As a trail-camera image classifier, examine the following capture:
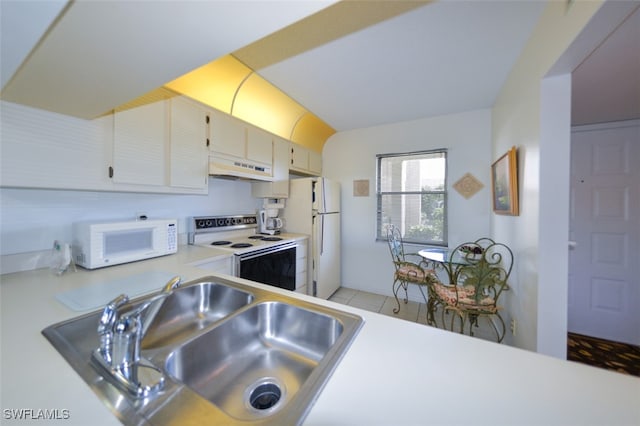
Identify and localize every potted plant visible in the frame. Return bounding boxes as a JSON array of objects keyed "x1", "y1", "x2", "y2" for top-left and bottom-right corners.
[{"x1": 457, "y1": 244, "x2": 483, "y2": 260}]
